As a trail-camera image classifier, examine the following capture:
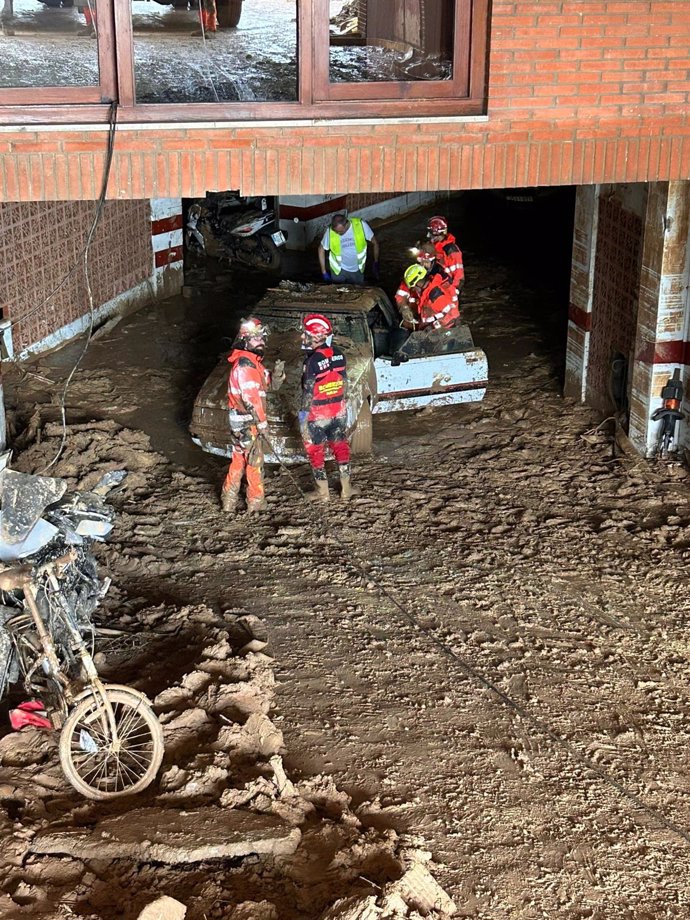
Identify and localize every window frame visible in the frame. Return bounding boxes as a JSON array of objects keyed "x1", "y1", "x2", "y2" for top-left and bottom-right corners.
[
  {"x1": 315, "y1": 1, "x2": 471, "y2": 103},
  {"x1": 0, "y1": 0, "x2": 117, "y2": 107},
  {"x1": 0, "y1": 0, "x2": 489, "y2": 124}
]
